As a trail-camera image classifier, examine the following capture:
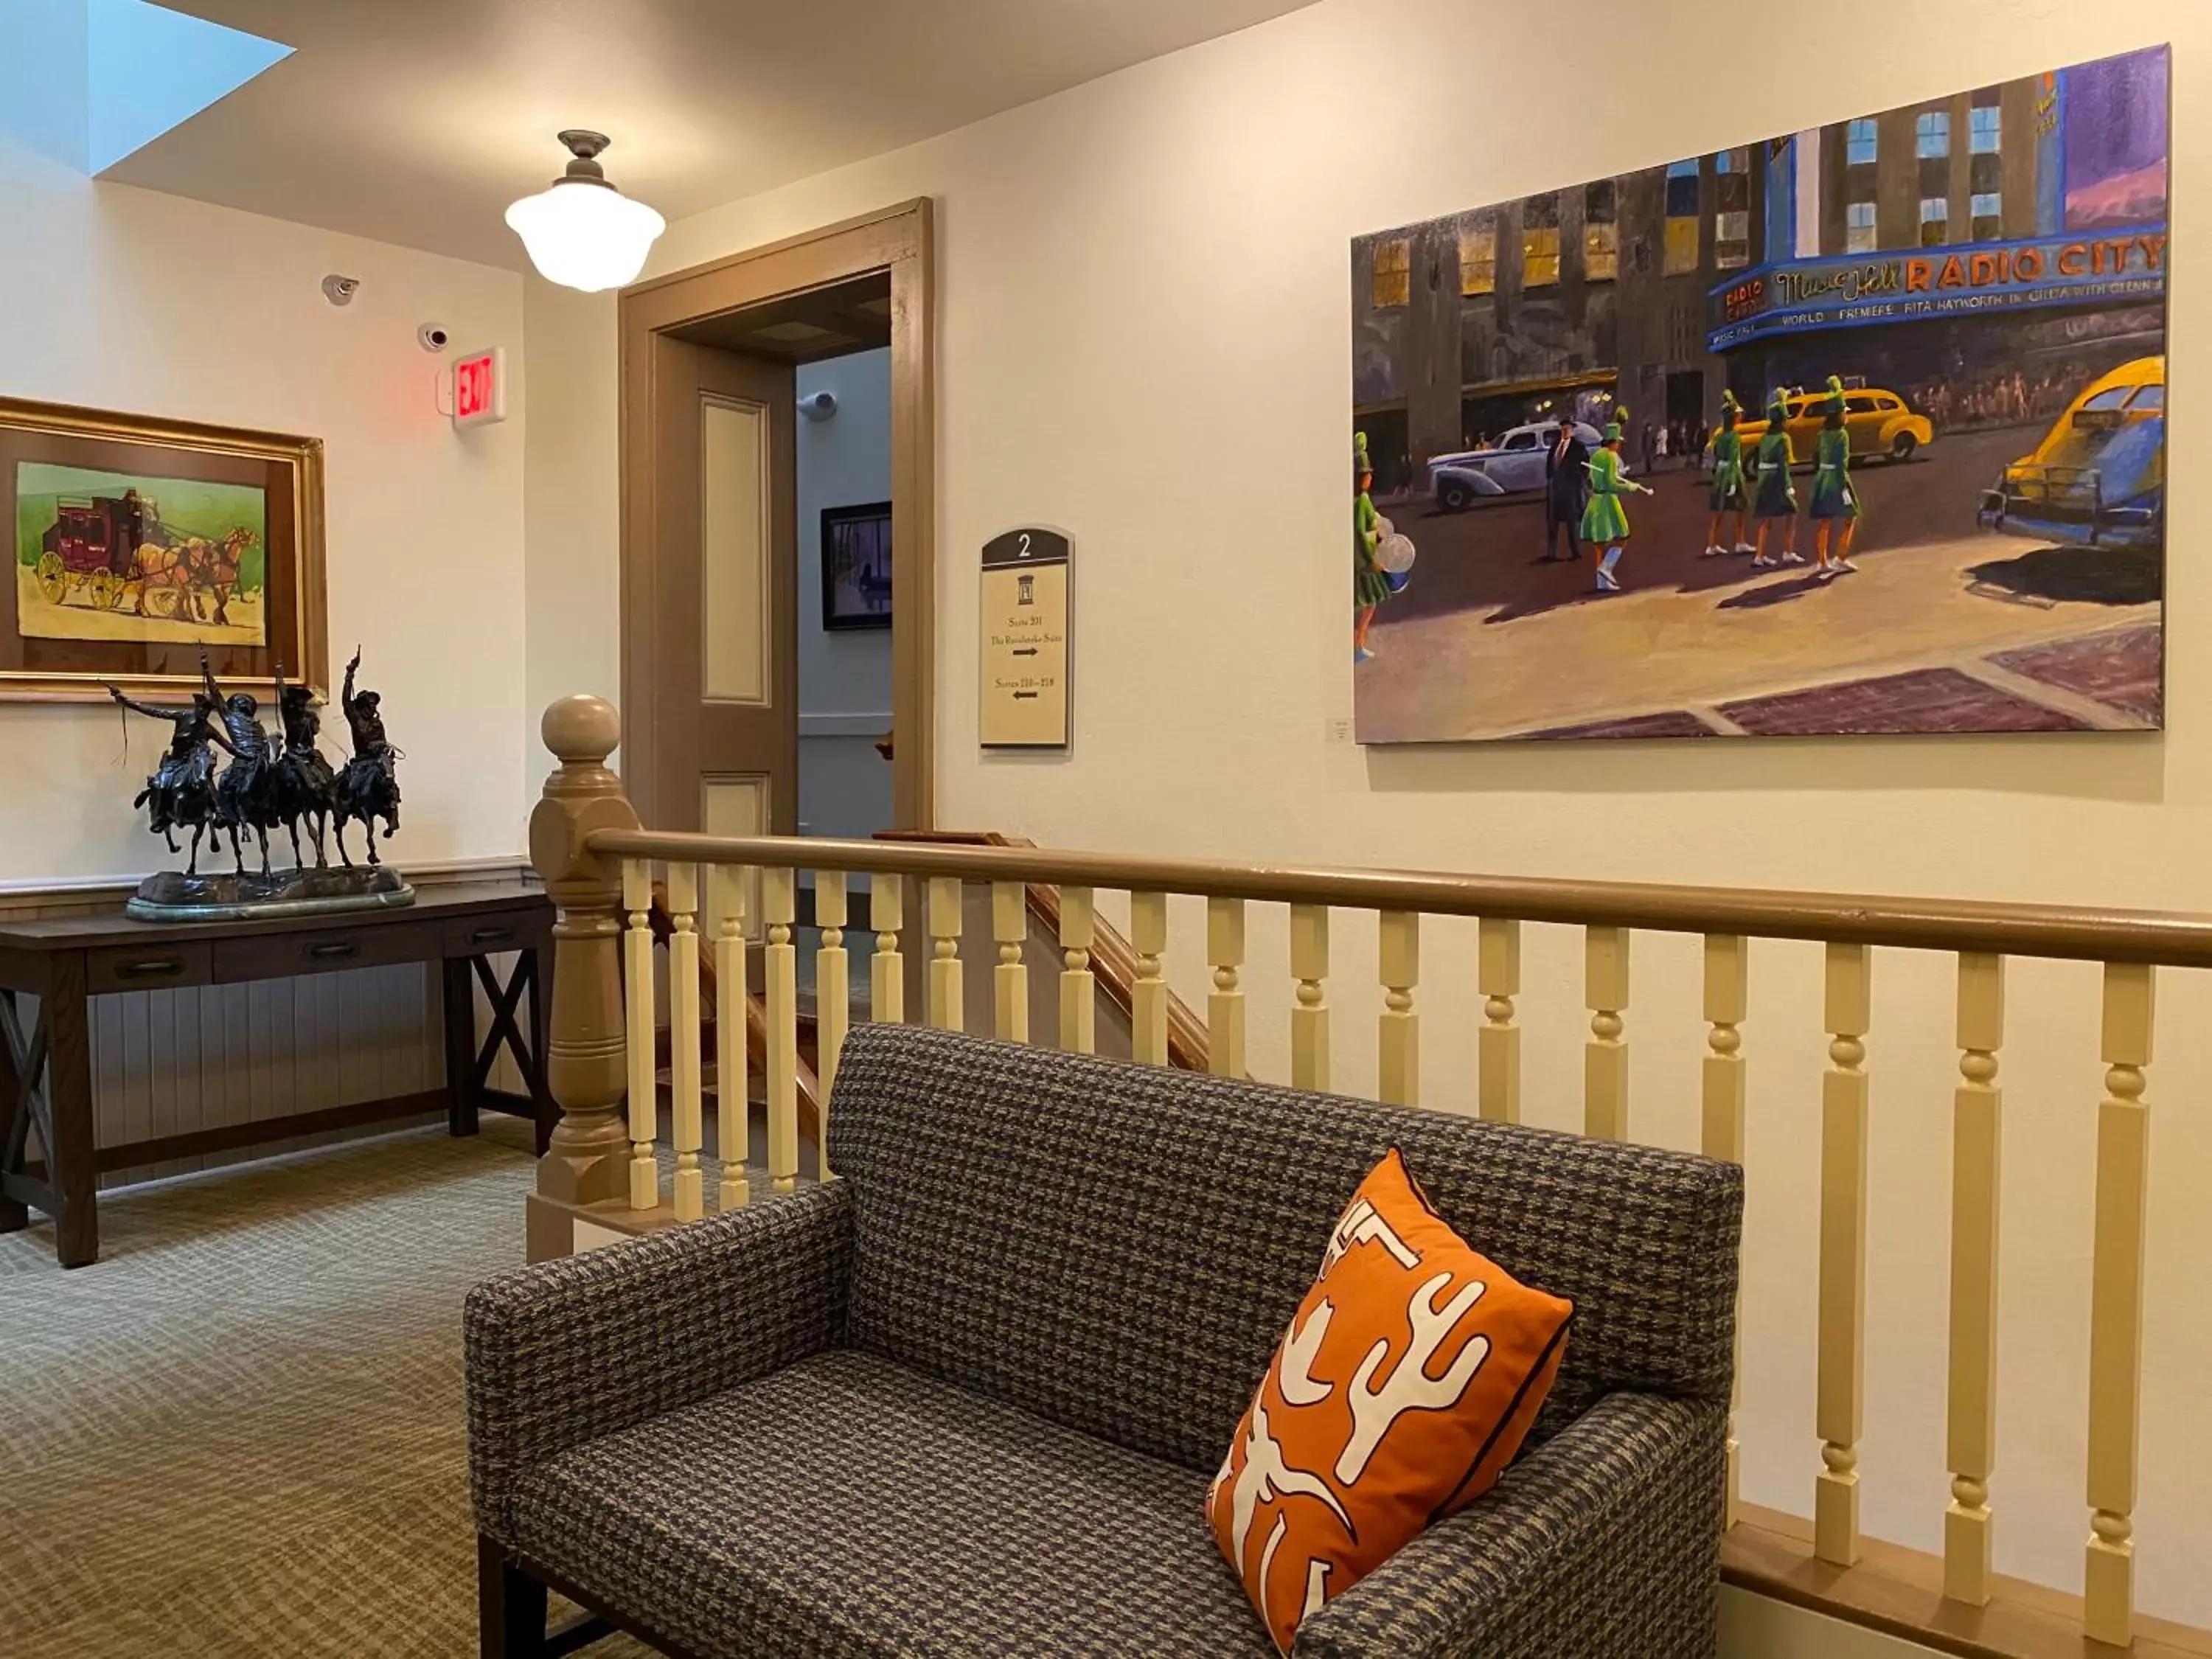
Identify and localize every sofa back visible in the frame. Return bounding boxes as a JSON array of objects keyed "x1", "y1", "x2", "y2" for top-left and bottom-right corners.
[{"x1": 829, "y1": 1024, "x2": 1742, "y2": 1475}]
